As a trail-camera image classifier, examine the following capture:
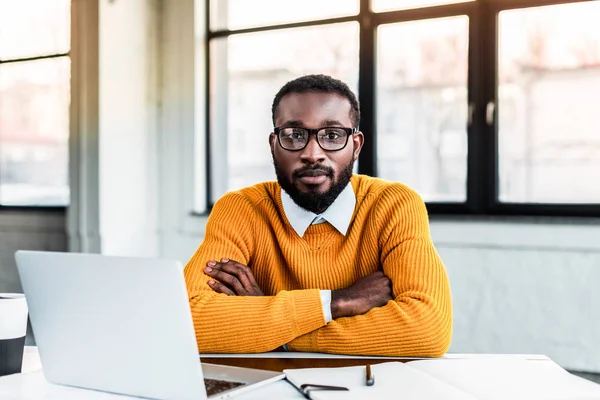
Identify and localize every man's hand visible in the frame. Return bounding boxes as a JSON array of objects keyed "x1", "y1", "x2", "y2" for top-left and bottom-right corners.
[
  {"x1": 331, "y1": 271, "x2": 393, "y2": 319},
  {"x1": 204, "y1": 259, "x2": 264, "y2": 296}
]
